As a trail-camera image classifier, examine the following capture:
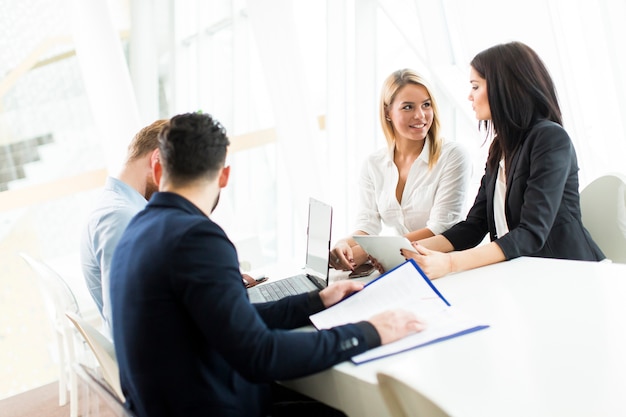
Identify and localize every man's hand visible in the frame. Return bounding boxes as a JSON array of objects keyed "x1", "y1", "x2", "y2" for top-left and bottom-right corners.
[
  {"x1": 241, "y1": 273, "x2": 268, "y2": 288},
  {"x1": 319, "y1": 280, "x2": 365, "y2": 308},
  {"x1": 368, "y1": 309, "x2": 426, "y2": 345}
]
